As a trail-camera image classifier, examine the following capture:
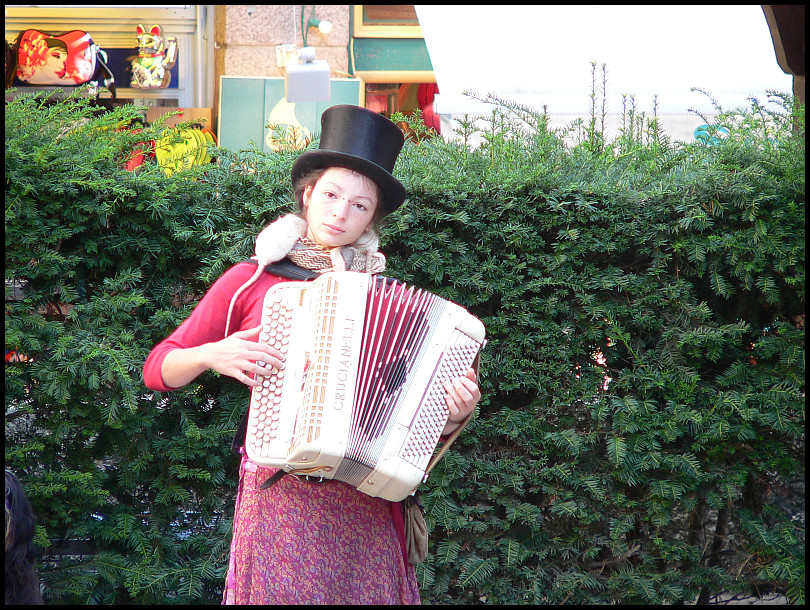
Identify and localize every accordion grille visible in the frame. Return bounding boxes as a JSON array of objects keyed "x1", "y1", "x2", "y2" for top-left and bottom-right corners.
[{"x1": 290, "y1": 275, "x2": 339, "y2": 453}]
